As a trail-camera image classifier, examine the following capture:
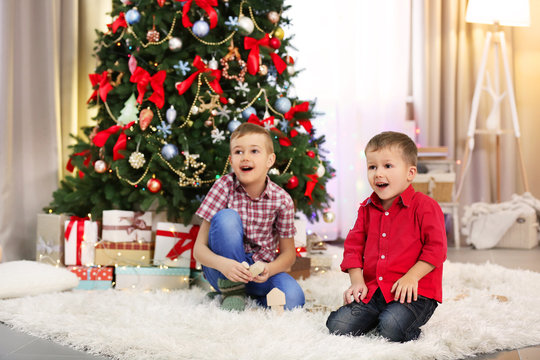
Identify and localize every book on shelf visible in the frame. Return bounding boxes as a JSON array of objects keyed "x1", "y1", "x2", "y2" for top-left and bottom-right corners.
[{"x1": 417, "y1": 146, "x2": 448, "y2": 159}]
